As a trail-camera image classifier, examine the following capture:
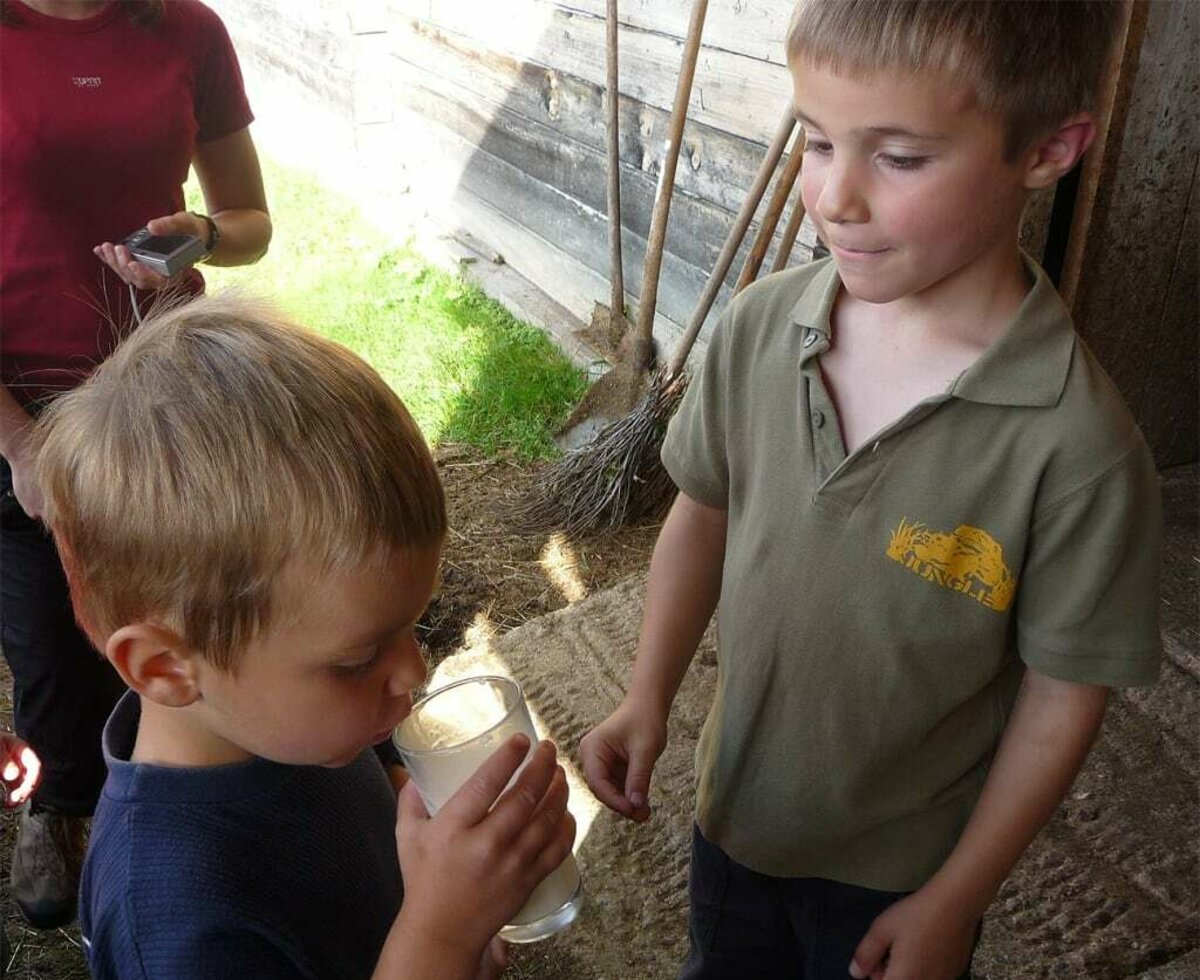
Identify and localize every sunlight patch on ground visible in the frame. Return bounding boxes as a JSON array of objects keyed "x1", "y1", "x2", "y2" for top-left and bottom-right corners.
[
  {"x1": 539, "y1": 533, "x2": 587, "y2": 604},
  {"x1": 429, "y1": 621, "x2": 601, "y2": 854}
]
